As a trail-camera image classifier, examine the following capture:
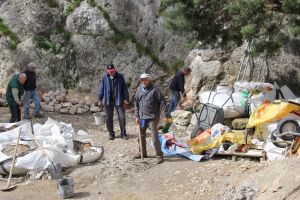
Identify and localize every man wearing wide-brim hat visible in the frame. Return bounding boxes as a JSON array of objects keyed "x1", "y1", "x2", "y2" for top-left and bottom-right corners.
[{"x1": 134, "y1": 73, "x2": 168, "y2": 164}]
